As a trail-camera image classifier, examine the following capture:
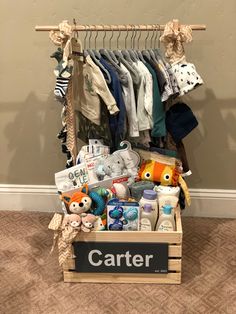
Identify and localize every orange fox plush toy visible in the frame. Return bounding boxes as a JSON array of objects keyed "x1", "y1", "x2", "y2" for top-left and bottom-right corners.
[{"x1": 61, "y1": 185, "x2": 92, "y2": 214}]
